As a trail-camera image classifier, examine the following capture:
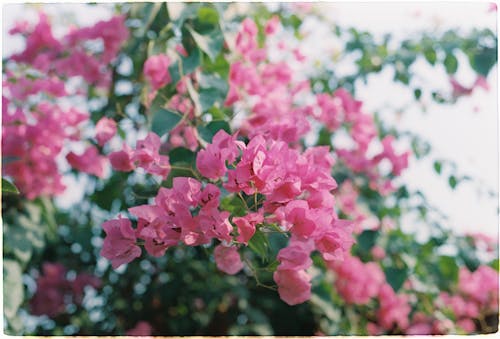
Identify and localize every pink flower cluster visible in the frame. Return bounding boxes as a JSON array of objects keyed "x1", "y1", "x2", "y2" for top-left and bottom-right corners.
[
  {"x1": 225, "y1": 18, "x2": 311, "y2": 143},
  {"x1": 30, "y1": 262, "x2": 101, "y2": 318},
  {"x1": 450, "y1": 76, "x2": 489, "y2": 99},
  {"x1": 142, "y1": 55, "x2": 199, "y2": 152},
  {"x1": 322, "y1": 89, "x2": 410, "y2": 193},
  {"x1": 2, "y1": 97, "x2": 87, "y2": 198},
  {"x1": 330, "y1": 255, "x2": 498, "y2": 334},
  {"x1": 109, "y1": 132, "x2": 170, "y2": 178},
  {"x1": 144, "y1": 54, "x2": 172, "y2": 90},
  {"x1": 225, "y1": 18, "x2": 410, "y2": 192},
  {"x1": 330, "y1": 255, "x2": 385, "y2": 304},
  {"x1": 3, "y1": 12, "x2": 127, "y2": 198},
  {"x1": 100, "y1": 176, "x2": 234, "y2": 269},
  {"x1": 436, "y1": 266, "x2": 498, "y2": 332},
  {"x1": 102, "y1": 130, "x2": 354, "y2": 305},
  {"x1": 11, "y1": 12, "x2": 128, "y2": 87},
  {"x1": 329, "y1": 256, "x2": 411, "y2": 332}
]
